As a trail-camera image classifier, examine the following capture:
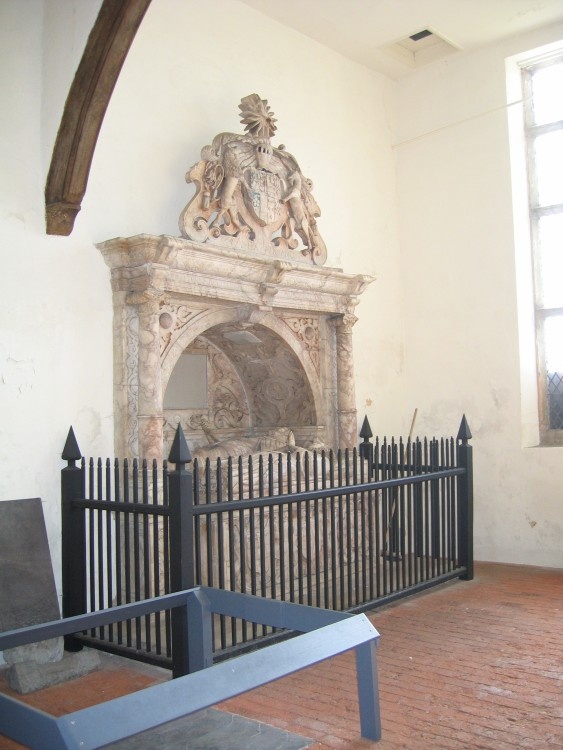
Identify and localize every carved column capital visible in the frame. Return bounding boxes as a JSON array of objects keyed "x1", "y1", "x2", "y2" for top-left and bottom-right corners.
[
  {"x1": 331, "y1": 311, "x2": 358, "y2": 334},
  {"x1": 126, "y1": 289, "x2": 165, "y2": 311},
  {"x1": 339, "y1": 313, "x2": 359, "y2": 332}
]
